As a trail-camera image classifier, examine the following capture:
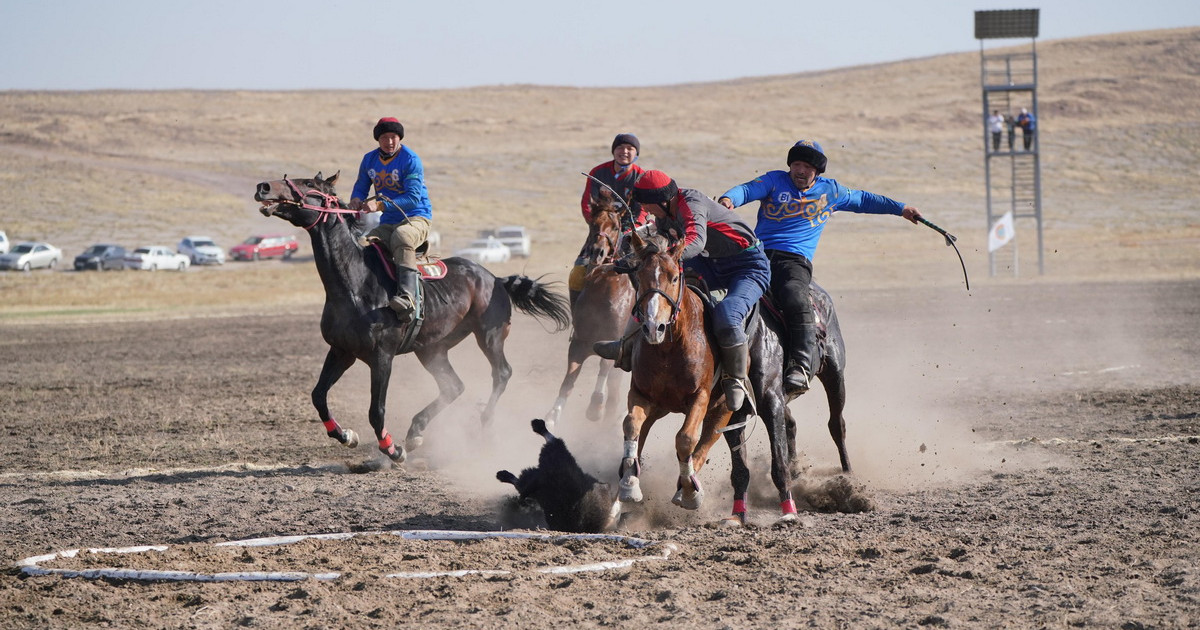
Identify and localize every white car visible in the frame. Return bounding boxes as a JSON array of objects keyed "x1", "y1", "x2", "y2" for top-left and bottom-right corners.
[
  {"x1": 454, "y1": 237, "x2": 511, "y2": 264},
  {"x1": 494, "y1": 226, "x2": 530, "y2": 257},
  {"x1": 0, "y1": 230, "x2": 9, "y2": 255},
  {"x1": 125, "y1": 246, "x2": 190, "y2": 271},
  {"x1": 0, "y1": 241, "x2": 62, "y2": 271},
  {"x1": 177, "y1": 235, "x2": 225, "y2": 265}
]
